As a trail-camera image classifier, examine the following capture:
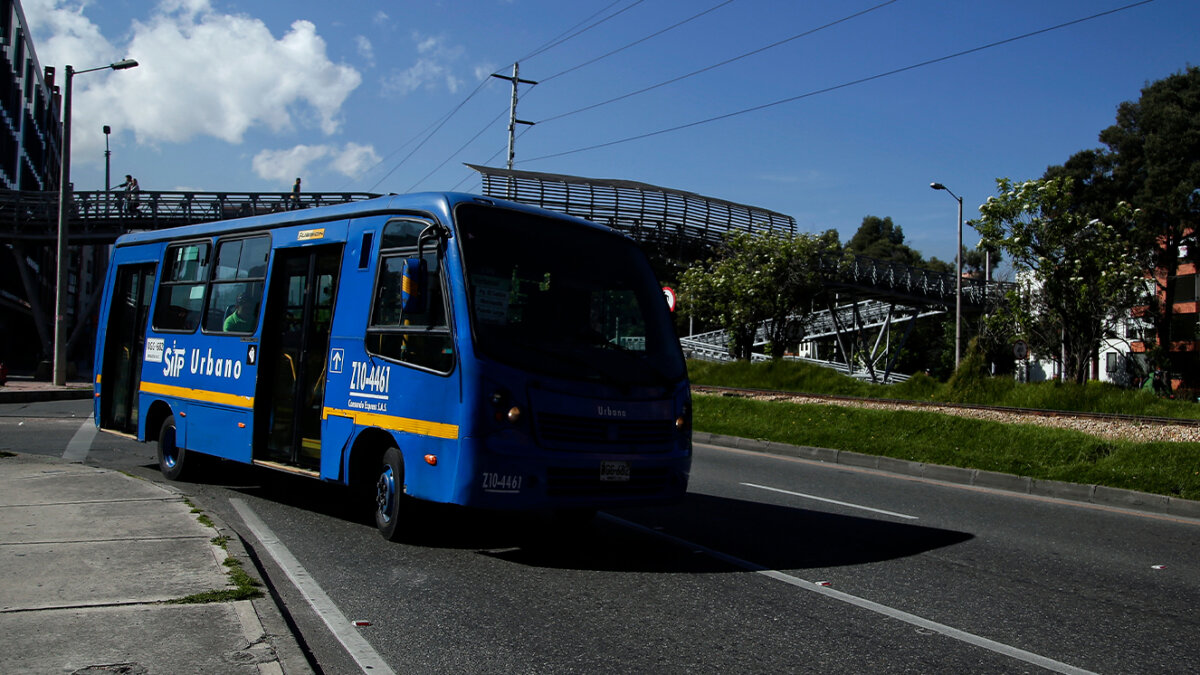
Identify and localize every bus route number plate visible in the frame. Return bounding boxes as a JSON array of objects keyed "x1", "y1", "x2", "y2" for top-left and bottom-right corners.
[{"x1": 600, "y1": 460, "x2": 630, "y2": 482}]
